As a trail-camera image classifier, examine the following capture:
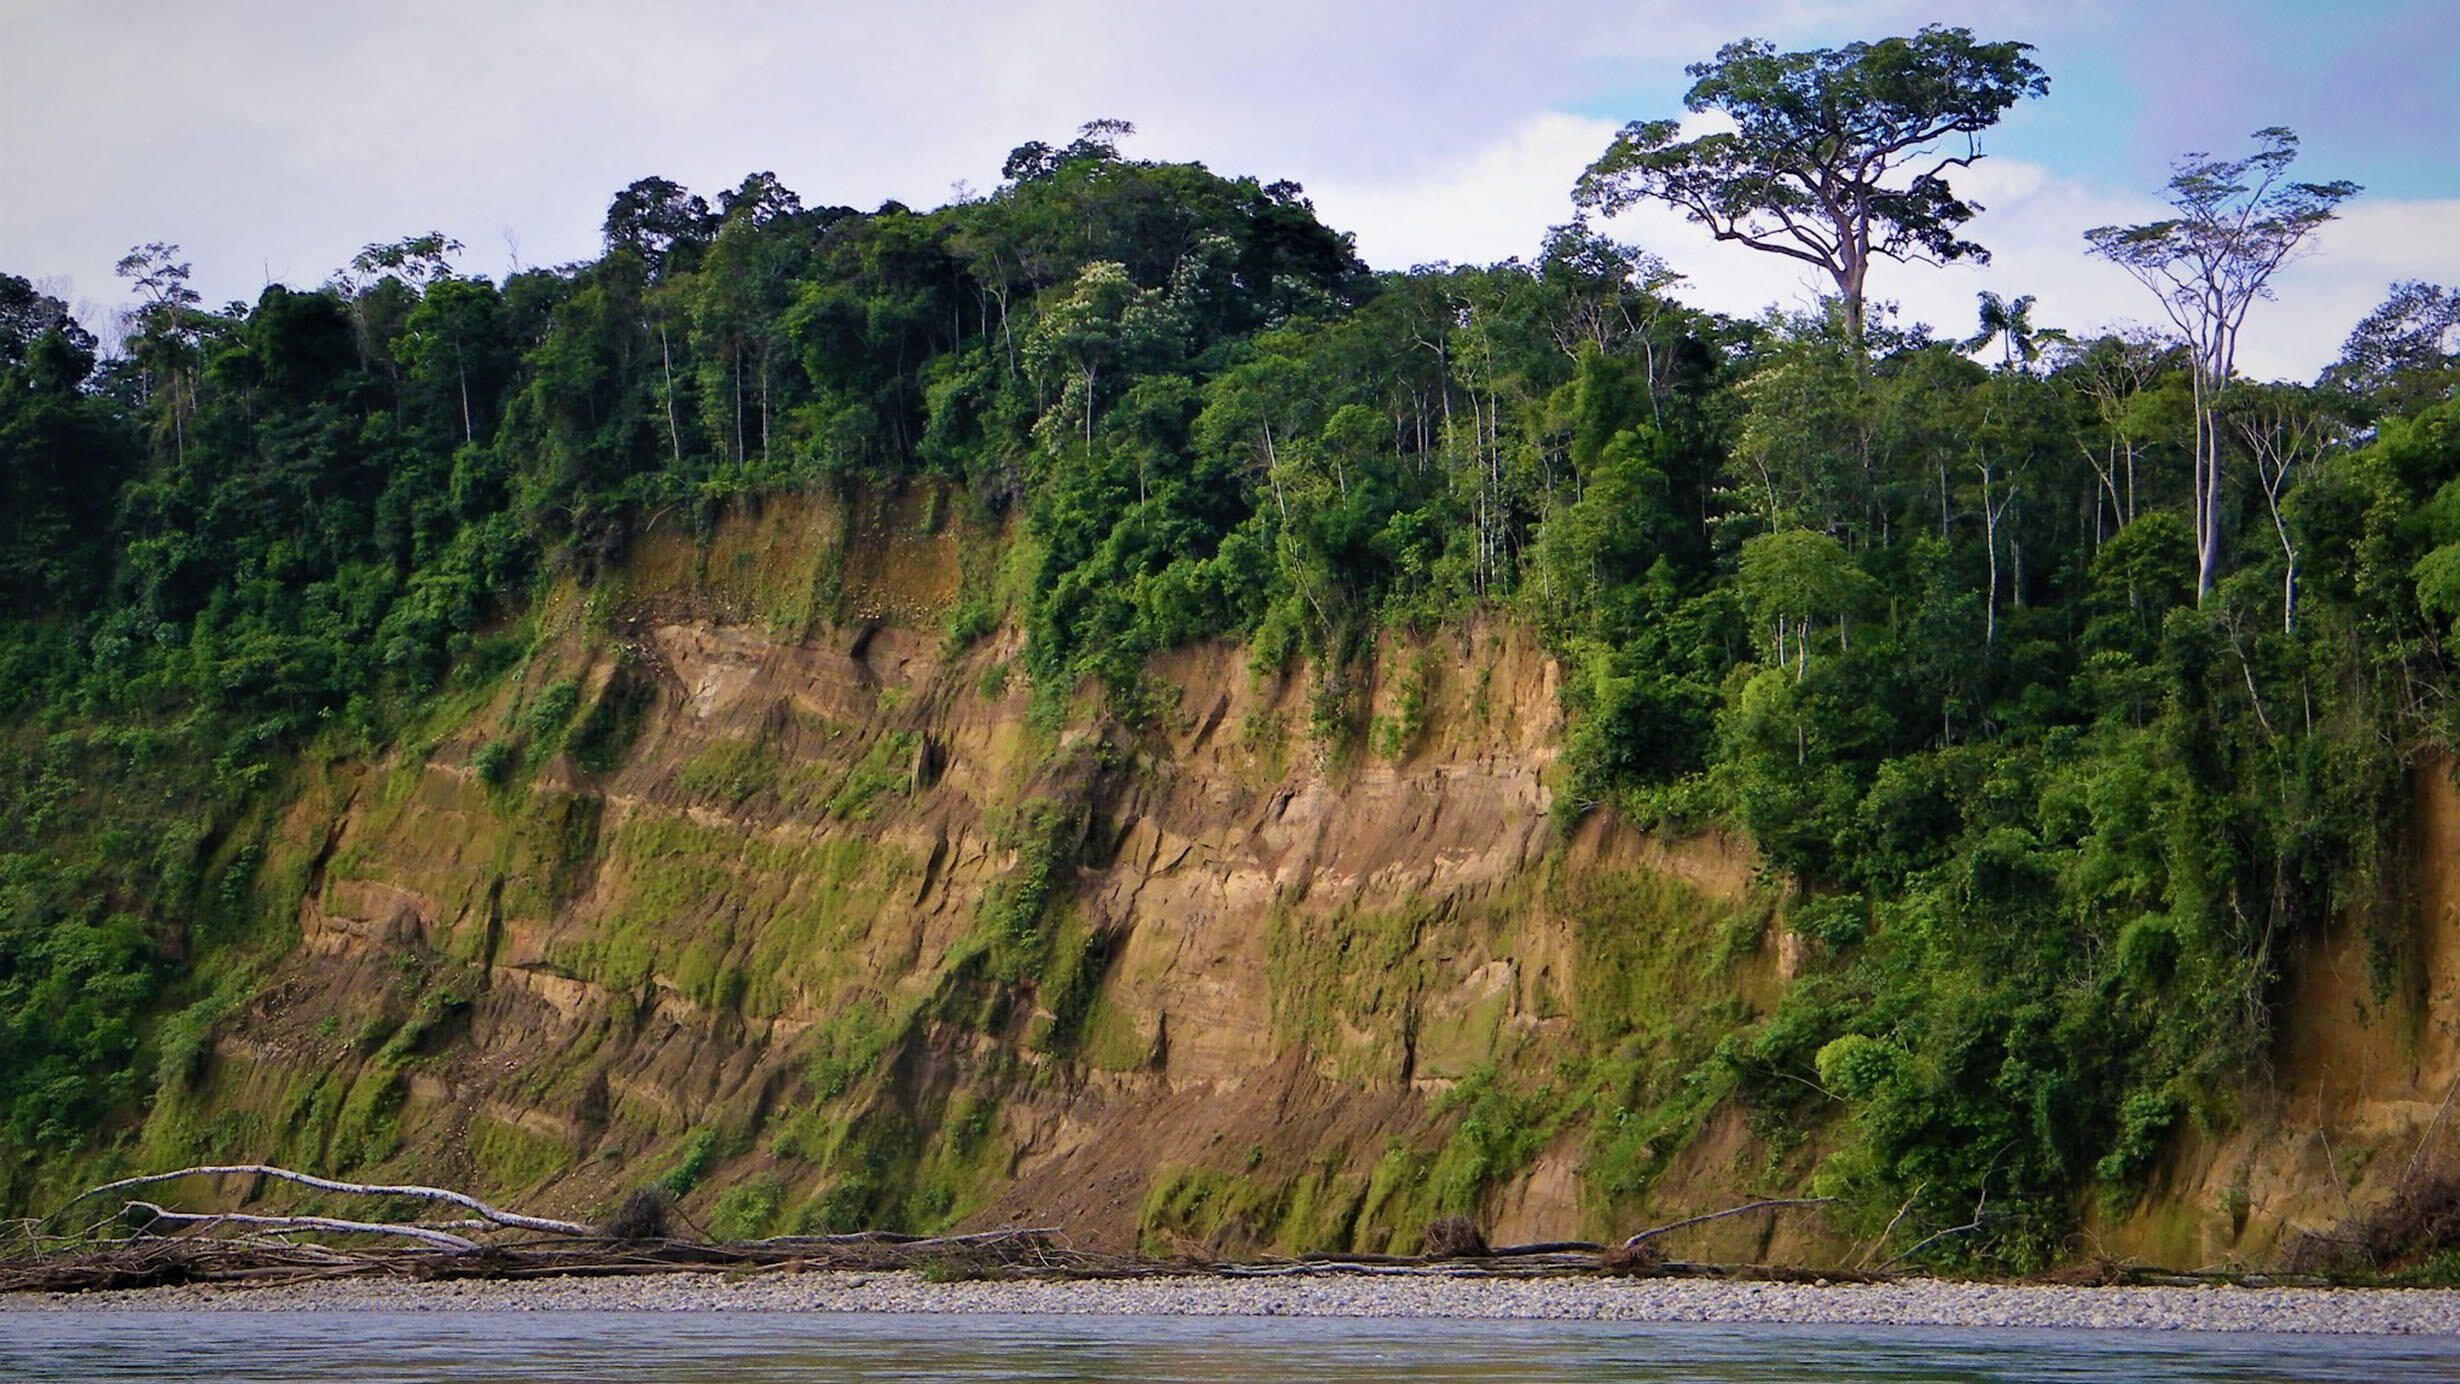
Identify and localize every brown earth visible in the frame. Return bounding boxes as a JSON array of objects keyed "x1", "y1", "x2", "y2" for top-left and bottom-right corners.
[
  {"x1": 128, "y1": 491, "x2": 1804, "y2": 1259},
  {"x1": 120, "y1": 491, "x2": 2460, "y2": 1270}
]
